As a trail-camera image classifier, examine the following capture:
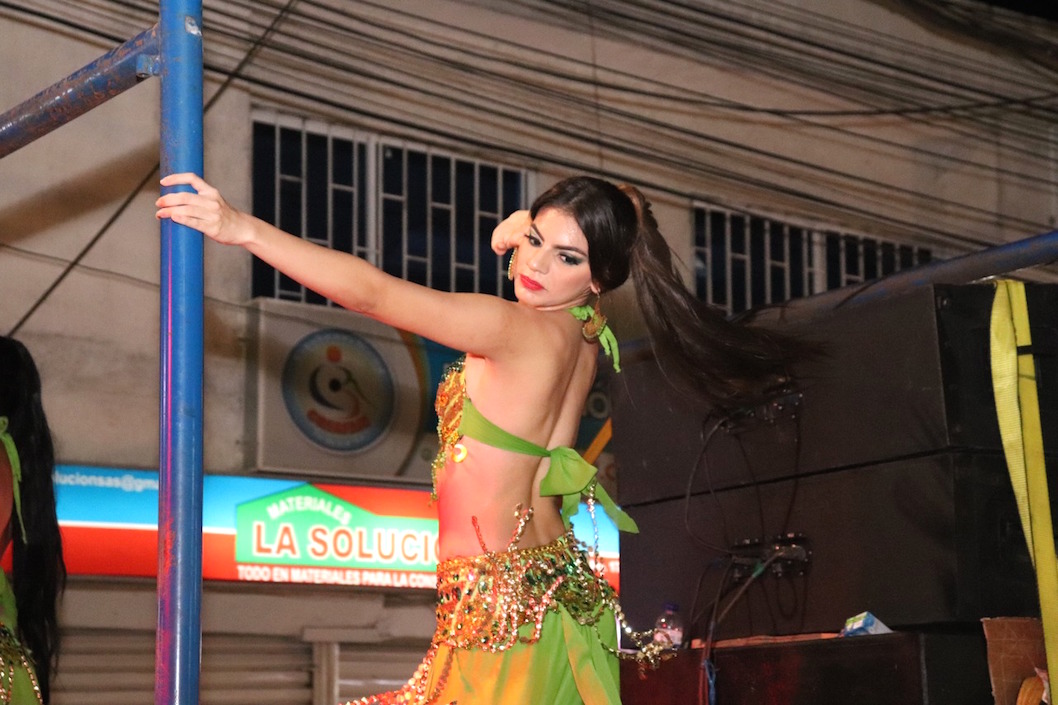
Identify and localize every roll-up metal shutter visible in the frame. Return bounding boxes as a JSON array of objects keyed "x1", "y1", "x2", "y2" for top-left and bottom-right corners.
[
  {"x1": 52, "y1": 628, "x2": 313, "y2": 705},
  {"x1": 336, "y1": 644, "x2": 429, "y2": 703}
]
